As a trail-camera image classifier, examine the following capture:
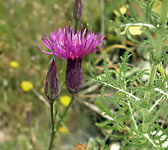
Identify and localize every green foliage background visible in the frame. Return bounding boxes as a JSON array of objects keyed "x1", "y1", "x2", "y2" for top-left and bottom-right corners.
[{"x1": 1, "y1": 0, "x2": 168, "y2": 150}]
